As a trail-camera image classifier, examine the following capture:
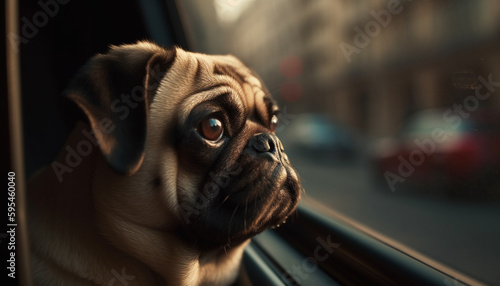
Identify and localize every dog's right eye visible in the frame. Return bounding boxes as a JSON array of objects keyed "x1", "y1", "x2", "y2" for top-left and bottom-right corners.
[{"x1": 197, "y1": 117, "x2": 224, "y2": 141}]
